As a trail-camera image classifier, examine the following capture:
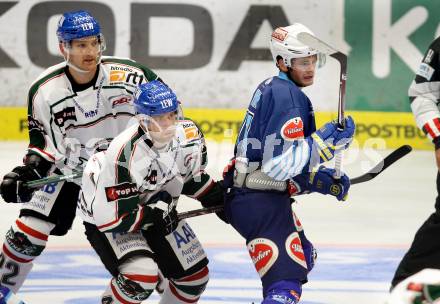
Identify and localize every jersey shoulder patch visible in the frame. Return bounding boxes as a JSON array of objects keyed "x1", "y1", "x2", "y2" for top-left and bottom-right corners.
[
  {"x1": 281, "y1": 117, "x2": 305, "y2": 141},
  {"x1": 176, "y1": 119, "x2": 203, "y2": 146},
  {"x1": 101, "y1": 56, "x2": 157, "y2": 85}
]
